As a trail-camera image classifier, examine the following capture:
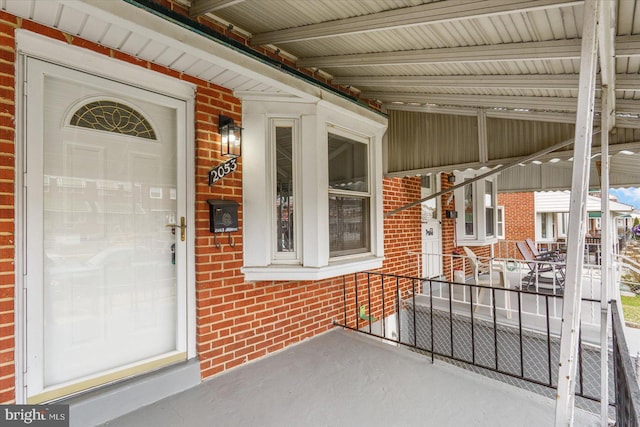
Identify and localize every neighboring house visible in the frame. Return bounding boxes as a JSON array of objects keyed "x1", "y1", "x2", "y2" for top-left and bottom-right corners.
[{"x1": 497, "y1": 191, "x2": 634, "y2": 245}]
